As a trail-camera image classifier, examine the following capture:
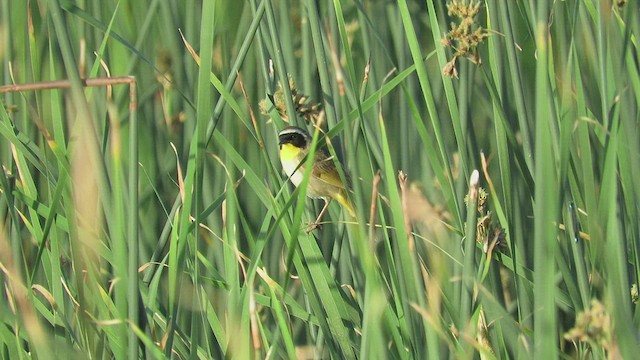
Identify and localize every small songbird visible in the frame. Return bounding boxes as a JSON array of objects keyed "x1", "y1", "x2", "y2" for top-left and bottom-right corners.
[{"x1": 278, "y1": 126, "x2": 354, "y2": 231}]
